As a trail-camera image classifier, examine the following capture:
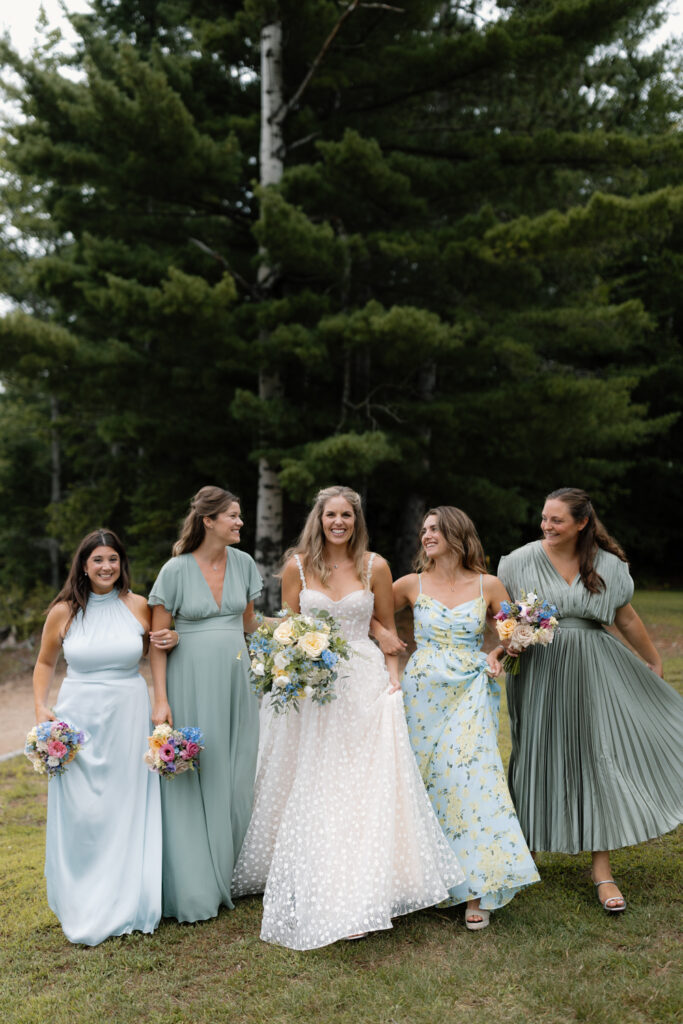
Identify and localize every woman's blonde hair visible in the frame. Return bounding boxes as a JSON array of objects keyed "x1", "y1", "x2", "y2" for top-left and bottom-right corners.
[
  {"x1": 173, "y1": 485, "x2": 239, "y2": 556},
  {"x1": 414, "y1": 506, "x2": 486, "y2": 574},
  {"x1": 284, "y1": 485, "x2": 370, "y2": 586}
]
